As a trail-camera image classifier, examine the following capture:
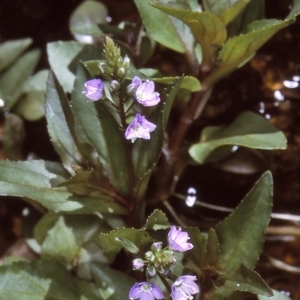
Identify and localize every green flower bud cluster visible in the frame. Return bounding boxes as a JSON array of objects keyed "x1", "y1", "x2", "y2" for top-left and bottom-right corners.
[
  {"x1": 133, "y1": 241, "x2": 176, "y2": 278},
  {"x1": 99, "y1": 36, "x2": 130, "y2": 81}
]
